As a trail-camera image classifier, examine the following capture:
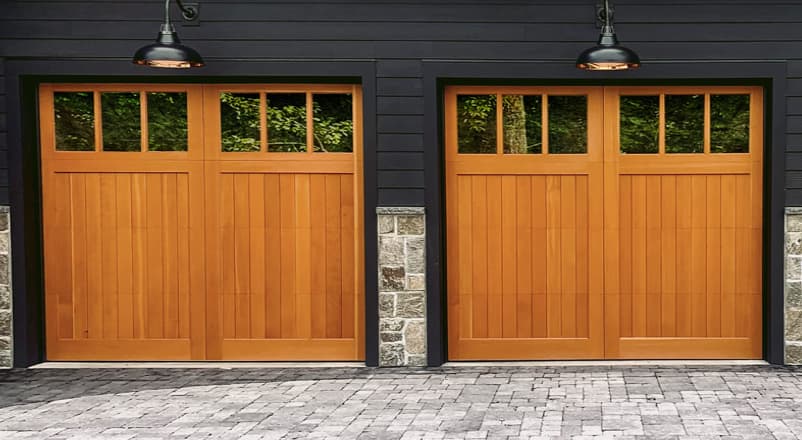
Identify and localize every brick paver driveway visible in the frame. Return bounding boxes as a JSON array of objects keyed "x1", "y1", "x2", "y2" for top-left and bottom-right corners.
[{"x1": 0, "y1": 365, "x2": 801, "y2": 439}]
